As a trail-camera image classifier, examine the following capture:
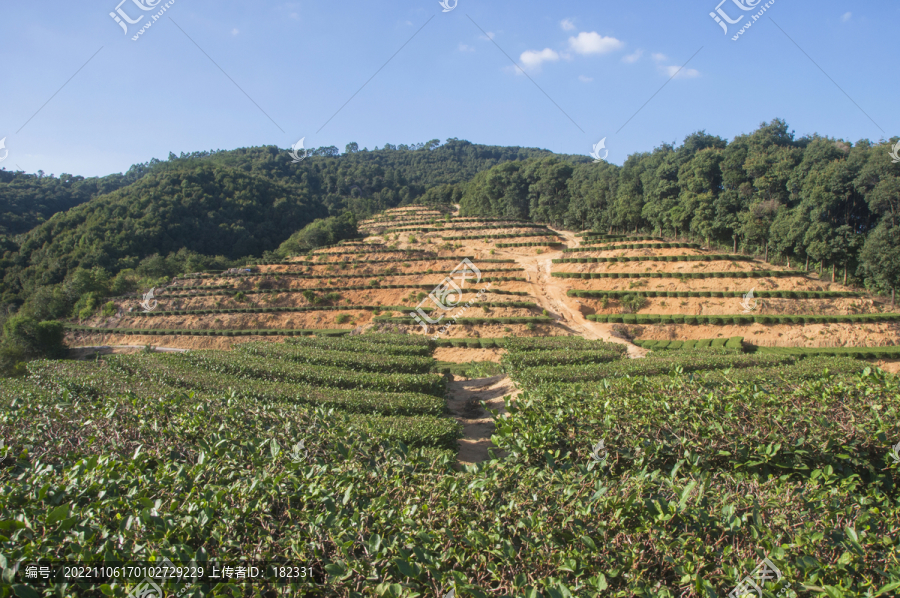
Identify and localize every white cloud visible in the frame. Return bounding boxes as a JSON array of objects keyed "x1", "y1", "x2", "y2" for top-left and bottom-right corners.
[
  {"x1": 560, "y1": 18, "x2": 576, "y2": 31},
  {"x1": 519, "y1": 48, "x2": 560, "y2": 71},
  {"x1": 231, "y1": 28, "x2": 239, "y2": 36},
  {"x1": 289, "y1": 12, "x2": 299, "y2": 19},
  {"x1": 479, "y1": 31, "x2": 496, "y2": 41},
  {"x1": 622, "y1": 49, "x2": 643, "y2": 63},
  {"x1": 841, "y1": 12, "x2": 852, "y2": 22},
  {"x1": 662, "y1": 64, "x2": 700, "y2": 79},
  {"x1": 651, "y1": 52, "x2": 668, "y2": 62},
  {"x1": 459, "y1": 43, "x2": 475, "y2": 52},
  {"x1": 578, "y1": 75, "x2": 593, "y2": 83},
  {"x1": 568, "y1": 31, "x2": 624, "y2": 55}
]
